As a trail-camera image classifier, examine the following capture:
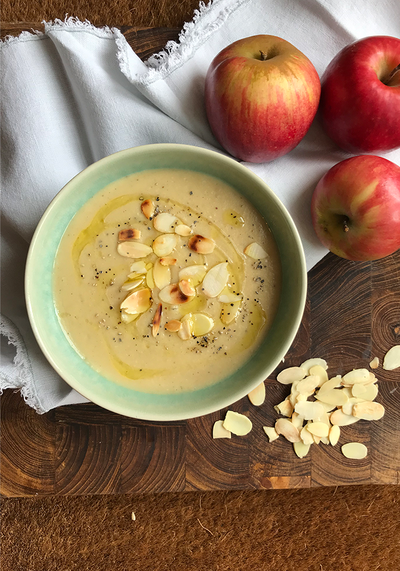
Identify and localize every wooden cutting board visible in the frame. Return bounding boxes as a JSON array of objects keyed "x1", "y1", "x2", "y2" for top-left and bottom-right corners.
[{"x1": 1, "y1": 24, "x2": 400, "y2": 498}]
